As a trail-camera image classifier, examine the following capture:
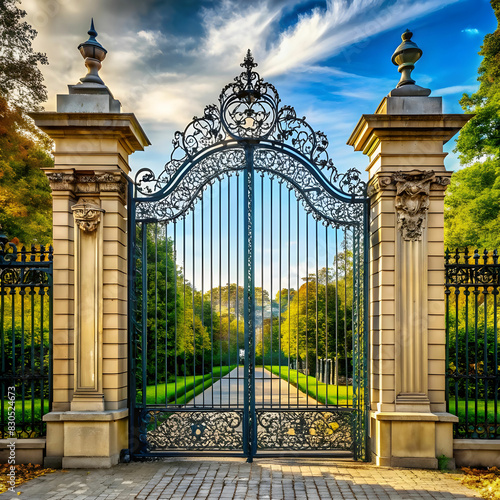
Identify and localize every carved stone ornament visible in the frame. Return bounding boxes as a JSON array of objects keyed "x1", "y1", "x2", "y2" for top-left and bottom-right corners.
[
  {"x1": 367, "y1": 175, "x2": 392, "y2": 197},
  {"x1": 46, "y1": 171, "x2": 127, "y2": 197},
  {"x1": 71, "y1": 202, "x2": 105, "y2": 233},
  {"x1": 46, "y1": 172, "x2": 76, "y2": 191},
  {"x1": 392, "y1": 170, "x2": 436, "y2": 241}
]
